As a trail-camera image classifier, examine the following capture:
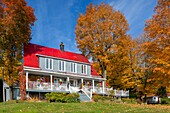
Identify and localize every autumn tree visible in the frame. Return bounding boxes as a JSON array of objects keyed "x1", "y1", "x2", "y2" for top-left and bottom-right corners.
[
  {"x1": 75, "y1": 3, "x2": 129, "y2": 81},
  {"x1": 144, "y1": 0, "x2": 170, "y2": 93},
  {"x1": 133, "y1": 35, "x2": 155, "y2": 100},
  {"x1": 107, "y1": 35, "x2": 142, "y2": 94},
  {"x1": 0, "y1": 0, "x2": 36, "y2": 99},
  {"x1": 107, "y1": 36, "x2": 130, "y2": 88}
]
